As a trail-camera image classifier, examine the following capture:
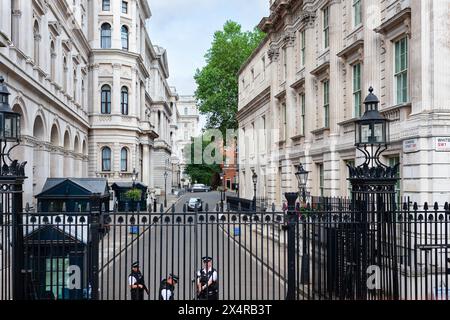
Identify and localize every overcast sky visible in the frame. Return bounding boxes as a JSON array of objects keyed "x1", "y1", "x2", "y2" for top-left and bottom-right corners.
[{"x1": 146, "y1": 0, "x2": 269, "y2": 97}]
